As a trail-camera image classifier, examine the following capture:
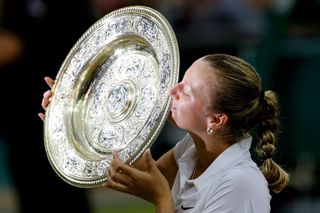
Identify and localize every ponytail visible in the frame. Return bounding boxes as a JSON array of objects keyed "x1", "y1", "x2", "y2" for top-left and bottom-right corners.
[
  {"x1": 256, "y1": 90, "x2": 289, "y2": 193},
  {"x1": 202, "y1": 54, "x2": 289, "y2": 193}
]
